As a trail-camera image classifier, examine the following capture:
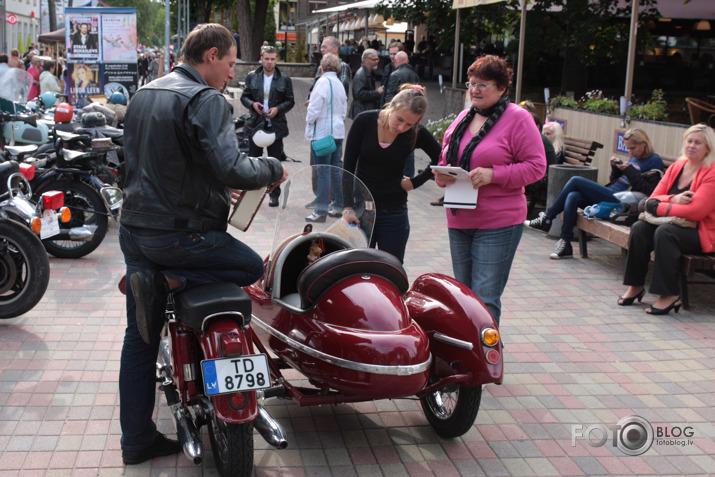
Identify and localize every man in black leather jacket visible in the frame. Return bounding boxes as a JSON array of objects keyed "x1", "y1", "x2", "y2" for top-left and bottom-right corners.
[
  {"x1": 118, "y1": 24, "x2": 286, "y2": 466},
  {"x1": 348, "y1": 49, "x2": 383, "y2": 120},
  {"x1": 241, "y1": 45, "x2": 294, "y2": 206}
]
